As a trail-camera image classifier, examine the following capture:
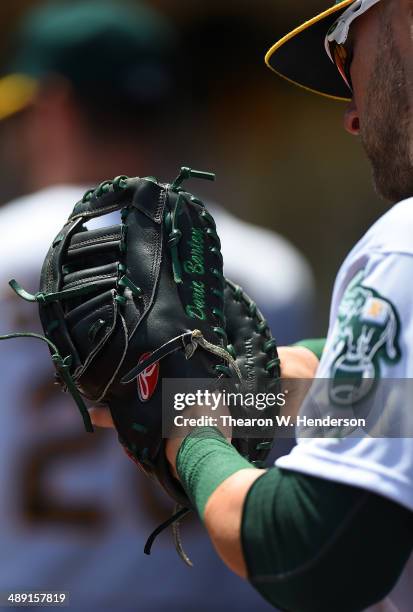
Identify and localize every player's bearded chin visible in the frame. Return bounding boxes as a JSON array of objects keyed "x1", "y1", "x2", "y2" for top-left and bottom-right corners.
[{"x1": 360, "y1": 19, "x2": 413, "y2": 203}]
